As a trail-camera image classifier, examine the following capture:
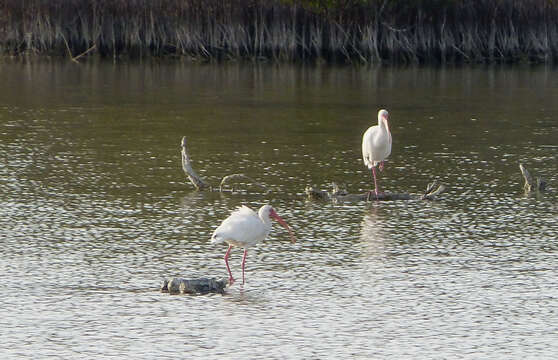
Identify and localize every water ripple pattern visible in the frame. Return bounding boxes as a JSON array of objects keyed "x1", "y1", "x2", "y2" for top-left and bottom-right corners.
[{"x1": 0, "y1": 62, "x2": 557, "y2": 359}]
